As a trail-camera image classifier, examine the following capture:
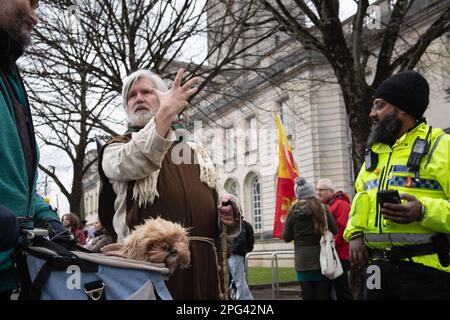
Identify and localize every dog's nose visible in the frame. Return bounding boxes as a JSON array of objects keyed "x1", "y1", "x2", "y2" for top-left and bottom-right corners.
[{"x1": 167, "y1": 245, "x2": 177, "y2": 255}]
